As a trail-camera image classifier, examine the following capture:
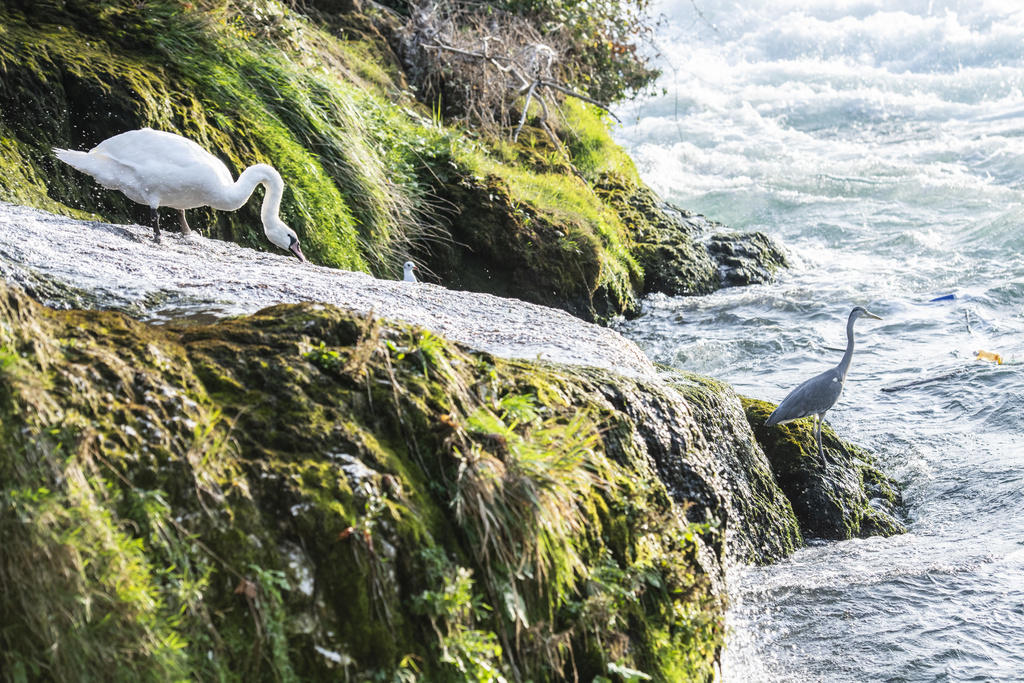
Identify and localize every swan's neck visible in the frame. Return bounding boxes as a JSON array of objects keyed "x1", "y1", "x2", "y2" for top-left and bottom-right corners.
[
  {"x1": 837, "y1": 313, "x2": 857, "y2": 380},
  {"x1": 222, "y1": 164, "x2": 284, "y2": 232}
]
